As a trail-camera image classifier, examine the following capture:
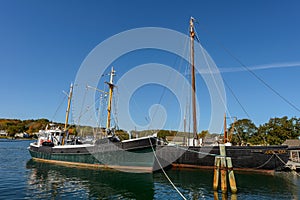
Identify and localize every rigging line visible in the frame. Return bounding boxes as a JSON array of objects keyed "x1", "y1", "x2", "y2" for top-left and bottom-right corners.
[
  {"x1": 176, "y1": 37, "x2": 191, "y2": 131},
  {"x1": 149, "y1": 138, "x2": 187, "y2": 200},
  {"x1": 77, "y1": 88, "x2": 102, "y2": 126},
  {"x1": 119, "y1": 82, "x2": 145, "y2": 128},
  {"x1": 148, "y1": 36, "x2": 189, "y2": 130},
  {"x1": 236, "y1": 57, "x2": 300, "y2": 113},
  {"x1": 51, "y1": 94, "x2": 68, "y2": 121},
  {"x1": 99, "y1": 83, "x2": 108, "y2": 128},
  {"x1": 223, "y1": 79, "x2": 251, "y2": 119},
  {"x1": 174, "y1": 37, "x2": 191, "y2": 129},
  {"x1": 76, "y1": 85, "x2": 89, "y2": 125},
  {"x1": 97, "y1": 93, "x2": 107, "y2": 128},
  {"x1": 195, "y1": 22, "x2": 237, "y2": 126},
  {"x1": 199, "y1": 43, "x2": 233, "y2": 123},
  {"x1": 184, "y1": 63, "x2": 191, "y2": 138},
  {"x1": 112, "y1": 86, "x2": 119, "y2": 128},
  {"x1": 194, "y1": 22, "x2": 233, "y2": 124},
  {"x1": 198, "y1": 24, "x2": 300, "y2": 114},
  {"x1": 96, "y1": 94, "x2": 103, "y2": 128},
  {"x1": 81, "y1": 81, "x2": 110, "y2": 129},
  {"x1": 172, "y1": 41, "x2": 191, "y2": 133}
]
